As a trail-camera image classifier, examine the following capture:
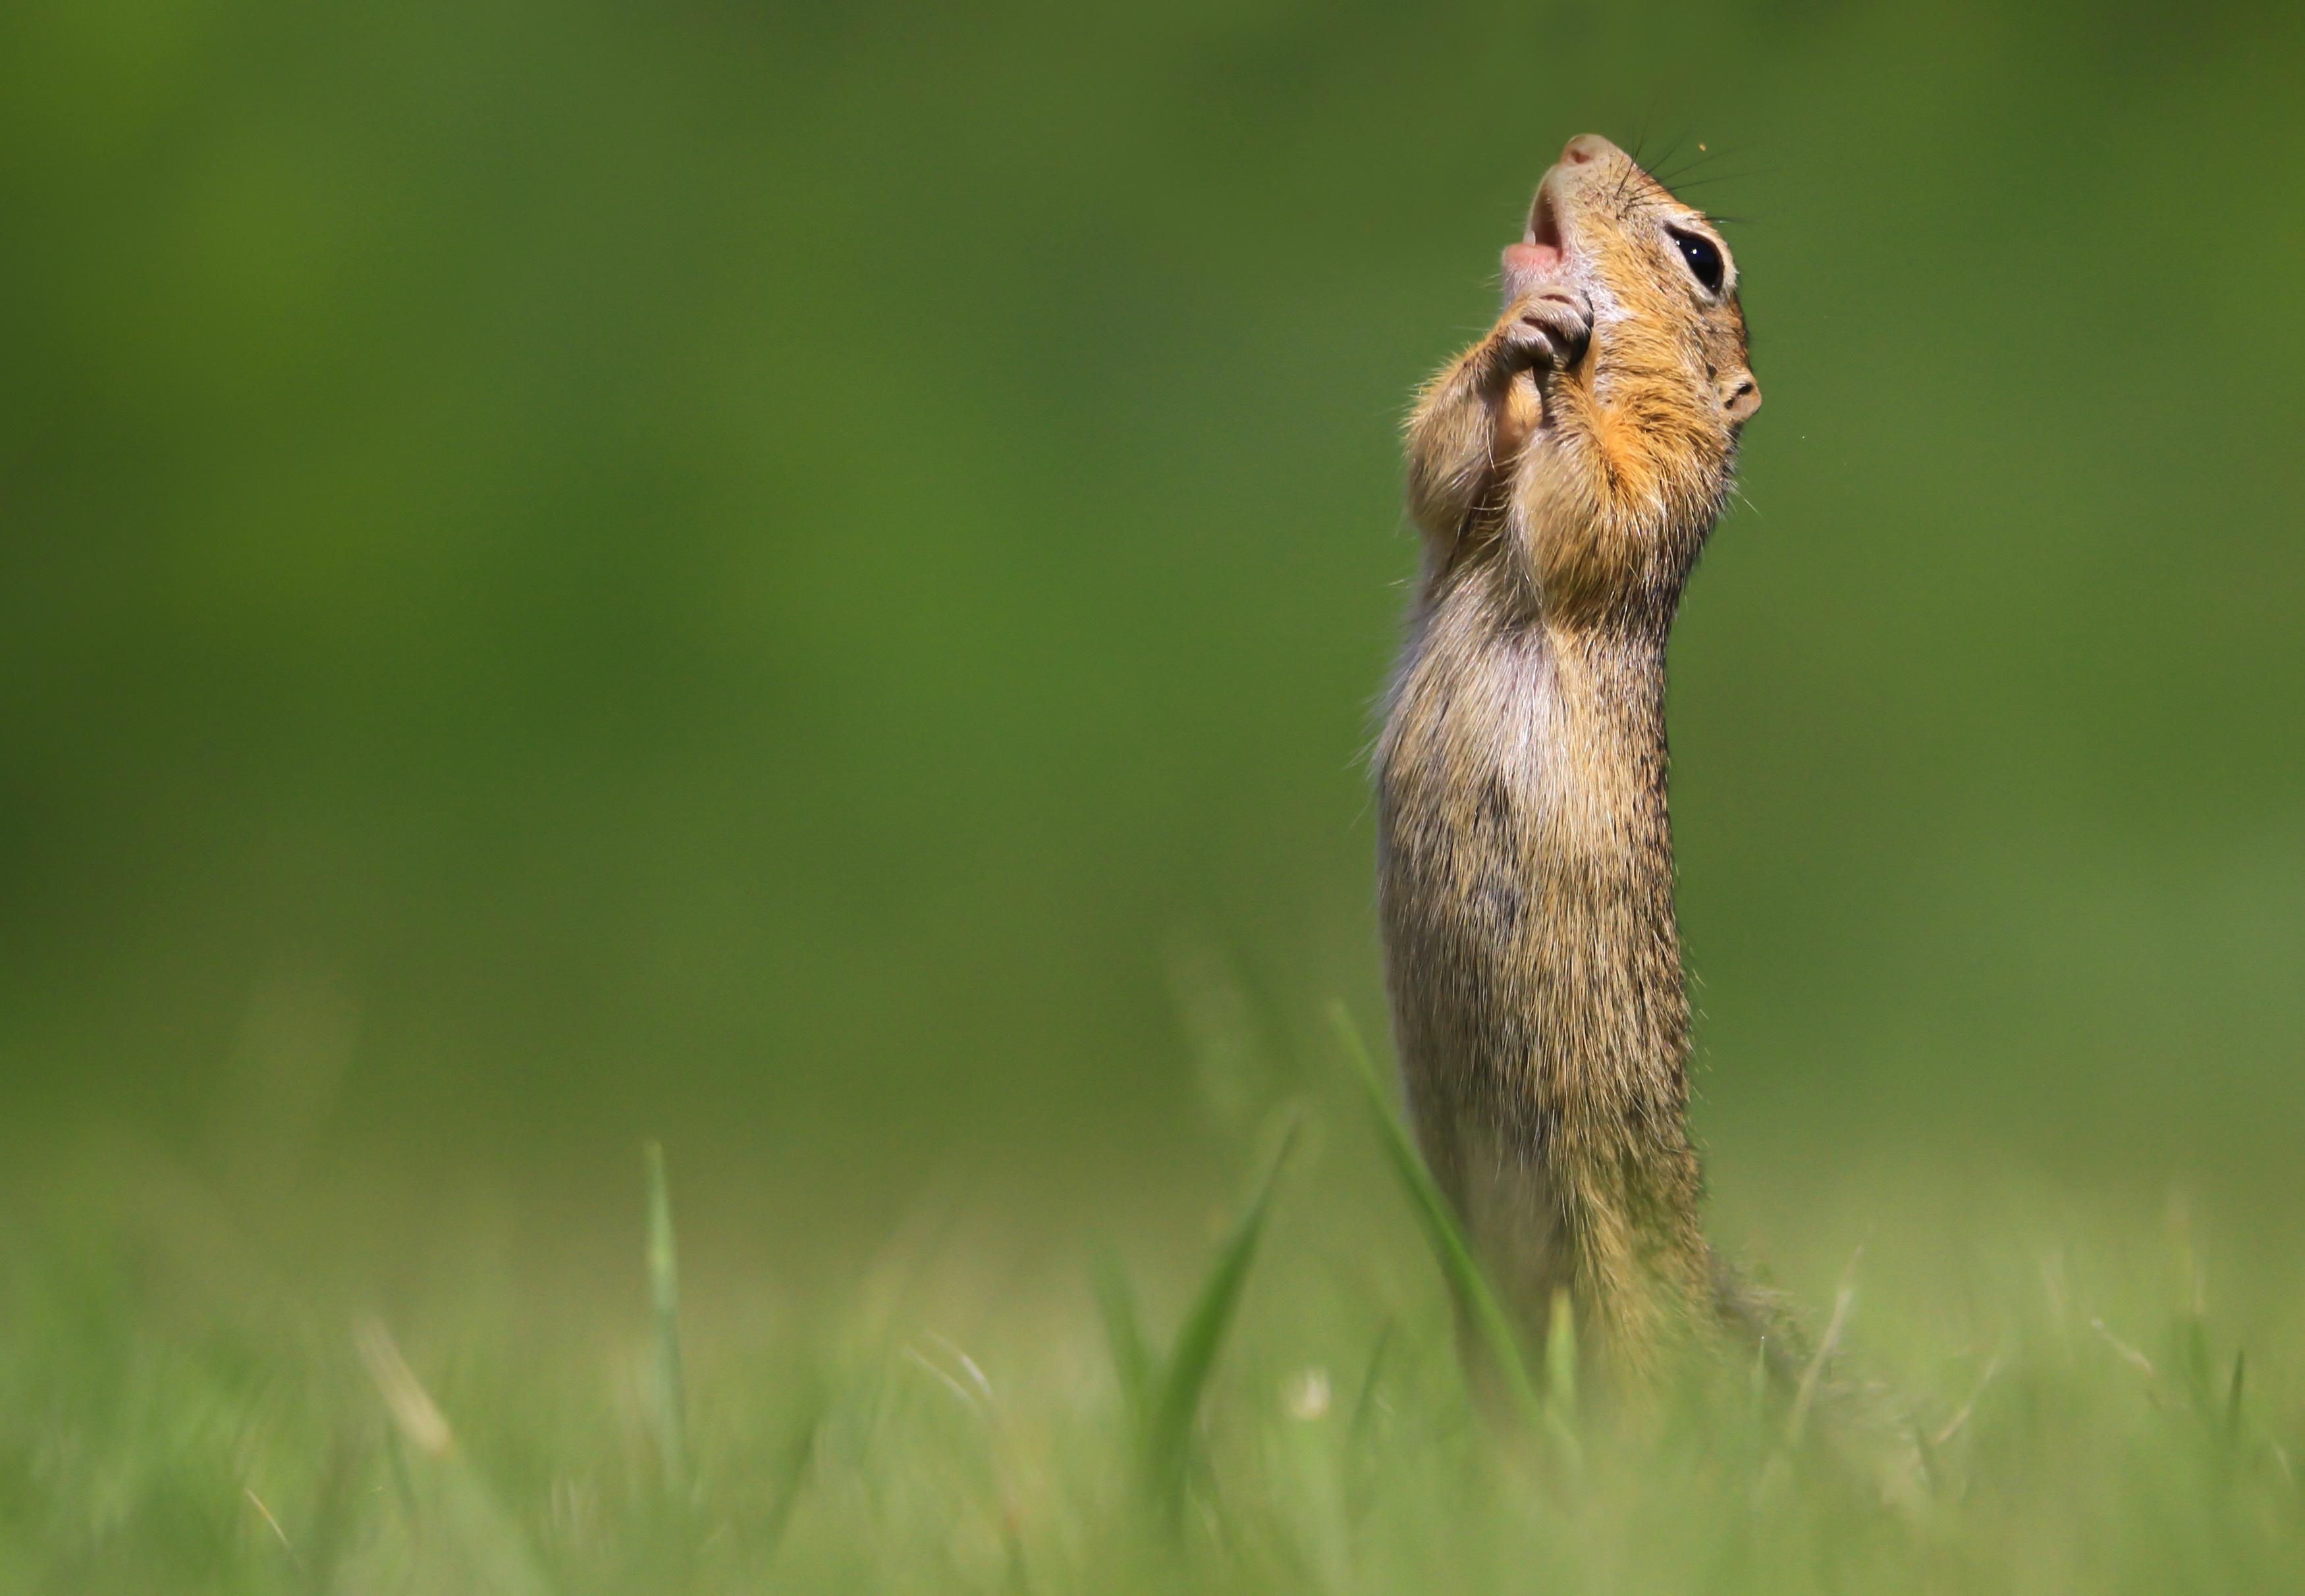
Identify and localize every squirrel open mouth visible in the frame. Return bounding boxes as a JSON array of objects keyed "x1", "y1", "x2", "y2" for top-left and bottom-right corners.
[{"x1": 1504, "y1": 184, "x2": 1565, "y2": 276}]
